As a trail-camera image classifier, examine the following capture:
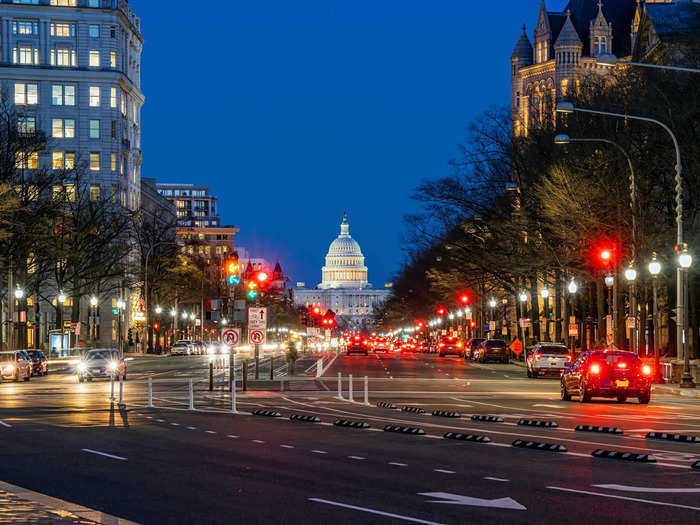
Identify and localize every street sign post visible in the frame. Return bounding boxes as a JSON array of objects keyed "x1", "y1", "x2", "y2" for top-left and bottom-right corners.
[
  {"x1": 222, "y1": 328, "x2": 240, "y2": 347},
  {"x1": 248, "y1": 308, "x2": 267, "y2": 330}
]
